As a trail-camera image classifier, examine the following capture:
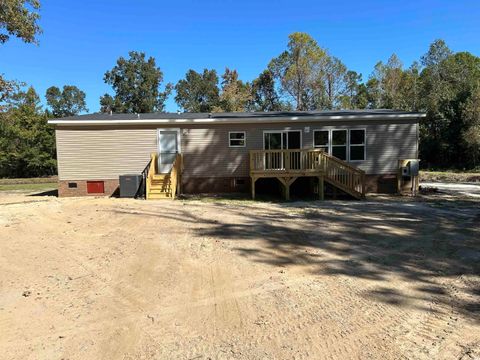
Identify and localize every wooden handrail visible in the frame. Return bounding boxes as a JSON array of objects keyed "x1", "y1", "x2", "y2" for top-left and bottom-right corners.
[
  {"x1": 250, "y1": 149, "x2": 324, "y2": 154},
  {"x1": 317, "y1": 151, "x2": 365, "y2": 197},
  {"x1": 249, "y1": 148, "x2": 365, "y2": 198},
  {"x1": 319, "y1": 151, "x2": 365, "y2": 173},
  {"x1": 250, "y1": 148, "x2": 326, "y2": 173},
  {"x1": 170, "y1": 153, "x2": 182, "y2": 199}
]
